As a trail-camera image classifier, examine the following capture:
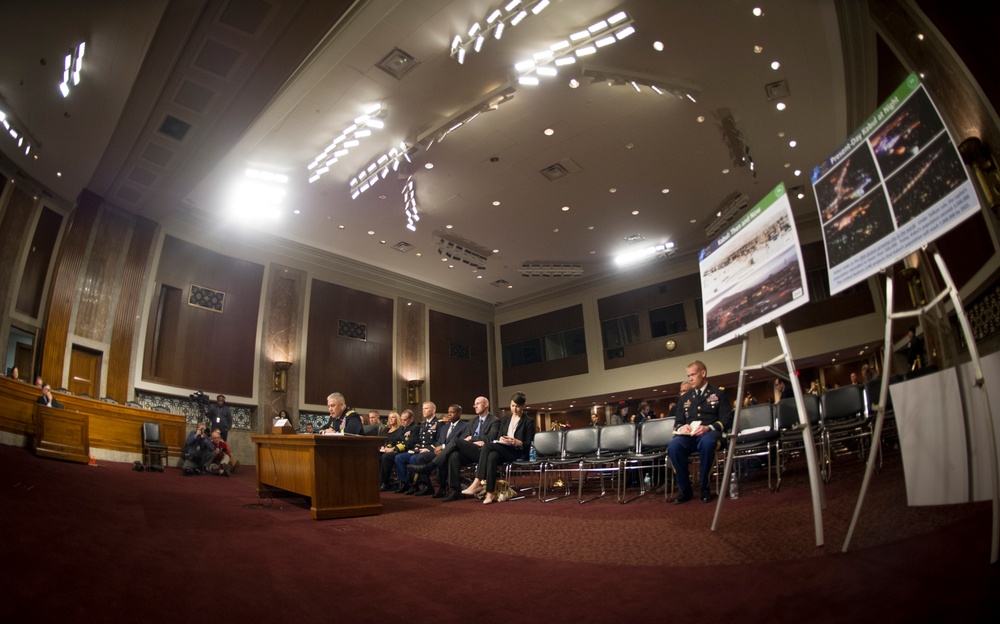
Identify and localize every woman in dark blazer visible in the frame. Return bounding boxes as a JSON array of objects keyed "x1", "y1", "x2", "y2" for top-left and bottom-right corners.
[{"x1": 462, "y1": 391, "x2": 535, "y2": 504}]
